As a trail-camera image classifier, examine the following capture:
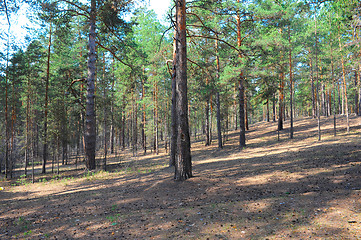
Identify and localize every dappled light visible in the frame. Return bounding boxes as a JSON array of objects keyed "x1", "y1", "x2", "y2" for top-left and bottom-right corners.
[{"x1": 1, "y1": 115, "x2": 361, "y2": 239}]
